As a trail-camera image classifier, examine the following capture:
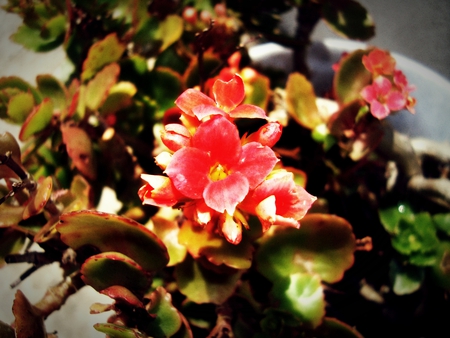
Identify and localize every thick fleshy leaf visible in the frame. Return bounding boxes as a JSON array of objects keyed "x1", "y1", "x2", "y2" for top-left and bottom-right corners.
[
  {"x1": 178, "y1": 219, "x2": 253, "y2": 270},
  {"x1": 286, "y1": 73, "x2": 322, "y2": 130},
  {"x1": 145, "y1": 287, "x2": 183, "y2": 338},
  {"x1": 256, "y1": 213, "x2": 355, "y2": 283},
  {"x1": 0, "y1": 205, "x2": 25, "y2": 227},
  {"x1": 100, "y1": 81, "x2": 137, "y2": 115},
  {"x1": 0, "y1": 320, "x2": 15, "y2": 338},
  {"x1": 101, "y1": 285, "x2": 144, "y2": 308},
  {"x1": 7, "y1": 92, "x2": 35, "y2": 123},
  {"x1": 316, "y1": 317, "x2": 364, "y2": 338},
  {"x1": 60, "y1": 123, "x2": 96, "y2": 180},
  {"x1": 0, "y1": 76, "x2": 42, "y2": 104},
  {"x1": 85, "y1": 63, "x2": 121, "y2": 111},
  {"x1": 174, "y1": 254, "x2": 242, "y2": 304},
  {"x1": 22, "y1": 176, "x2": 53, "y2": 220},
  {"x1": 12, "y1": 290, "x2": 46, "y2": 338},
  {"x1": 321, "y1": 0, "x2": 375, "y2": 40},
  {"x1": 80, "y1": 252, "x2": 151, "y2": 294},
  {"x1": 94, "y1": 323, "x2": 149, "y2": 338},
  {"x1": 147, "y1": 68, "x2": 183, "y2": 114},
  {"x1": 18, "y1": 98, "x2": 53, "y2": 141},
  {"x1": 430, "y1": 241, "x2": 450, "y2": 290},
  {"x1": 57, "y1": 210, "x2": 169, "y2": 271},
  {"x1": 81, "y1": 33, "x2": 126, "y2": 82},
  {"x1": 334, "y1": 49, "x2": 372, "y2": 104},
  {"x1": 147, "y1": 210, "x2": 187, "y2": 266},
  {"x1": 241, "y1": 69, "x2": 270, "y2": 109},
  {"x1": 432, "y1": 213, "x2": 450, "y2": 236},
  {"x1": 36, "y1": 74, "x2": 68, "y2": 112},
  {"x1": 389, "y1": 259, "x2": 424, "y2": 295},
  {"x1": 270, "y1": 272, "x2": 325, "y2": 328}
]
